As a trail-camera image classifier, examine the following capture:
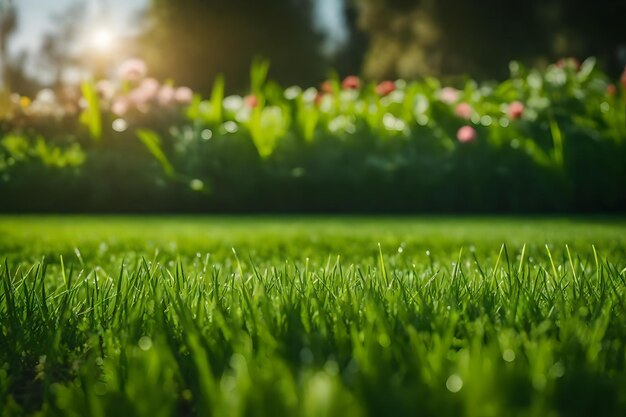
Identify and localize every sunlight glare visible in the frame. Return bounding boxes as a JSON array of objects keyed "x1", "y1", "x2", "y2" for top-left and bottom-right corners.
[{"x1": 92, "y1": 28, "x2": 114, "y2": 52}]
